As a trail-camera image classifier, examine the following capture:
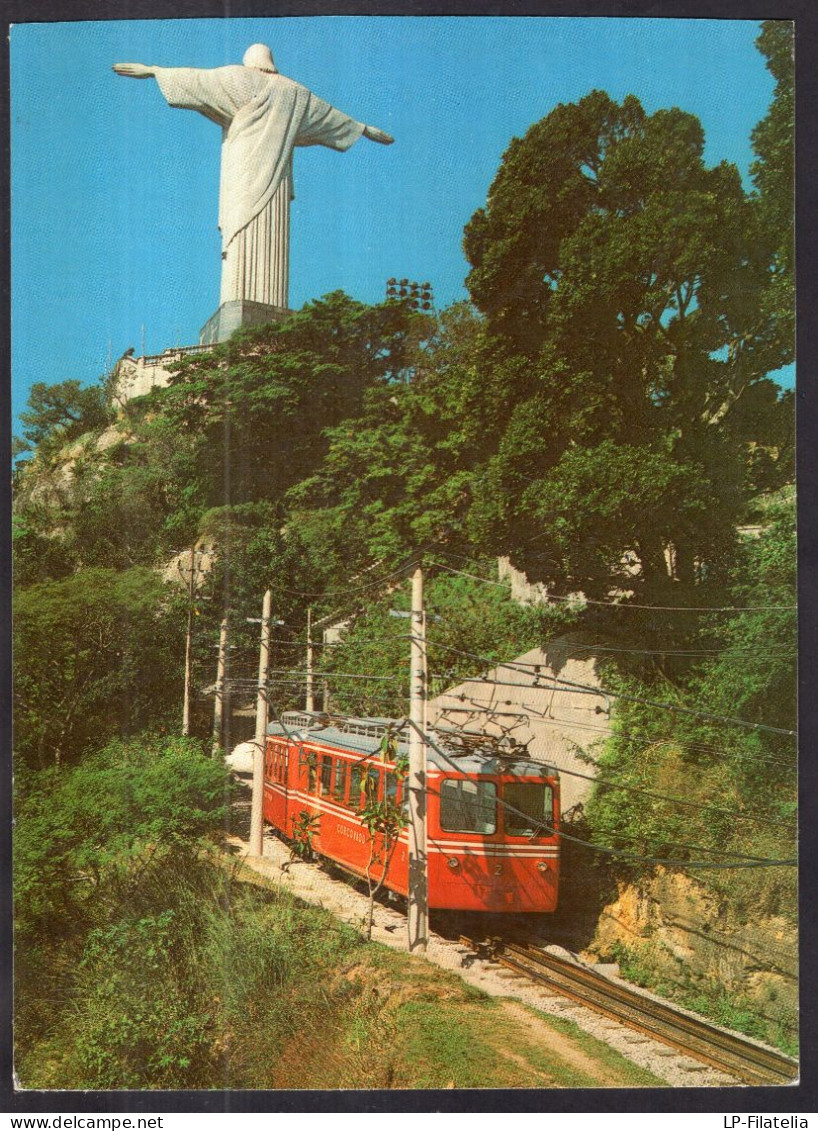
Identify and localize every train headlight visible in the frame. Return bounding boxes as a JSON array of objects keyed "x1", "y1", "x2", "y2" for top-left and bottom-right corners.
[
  {"x1": 447, "y1": 857, "x2": 460, "y2": 870},
  {"x1": 537, "y1": 861, "x2": 550, "y2": 873}
]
